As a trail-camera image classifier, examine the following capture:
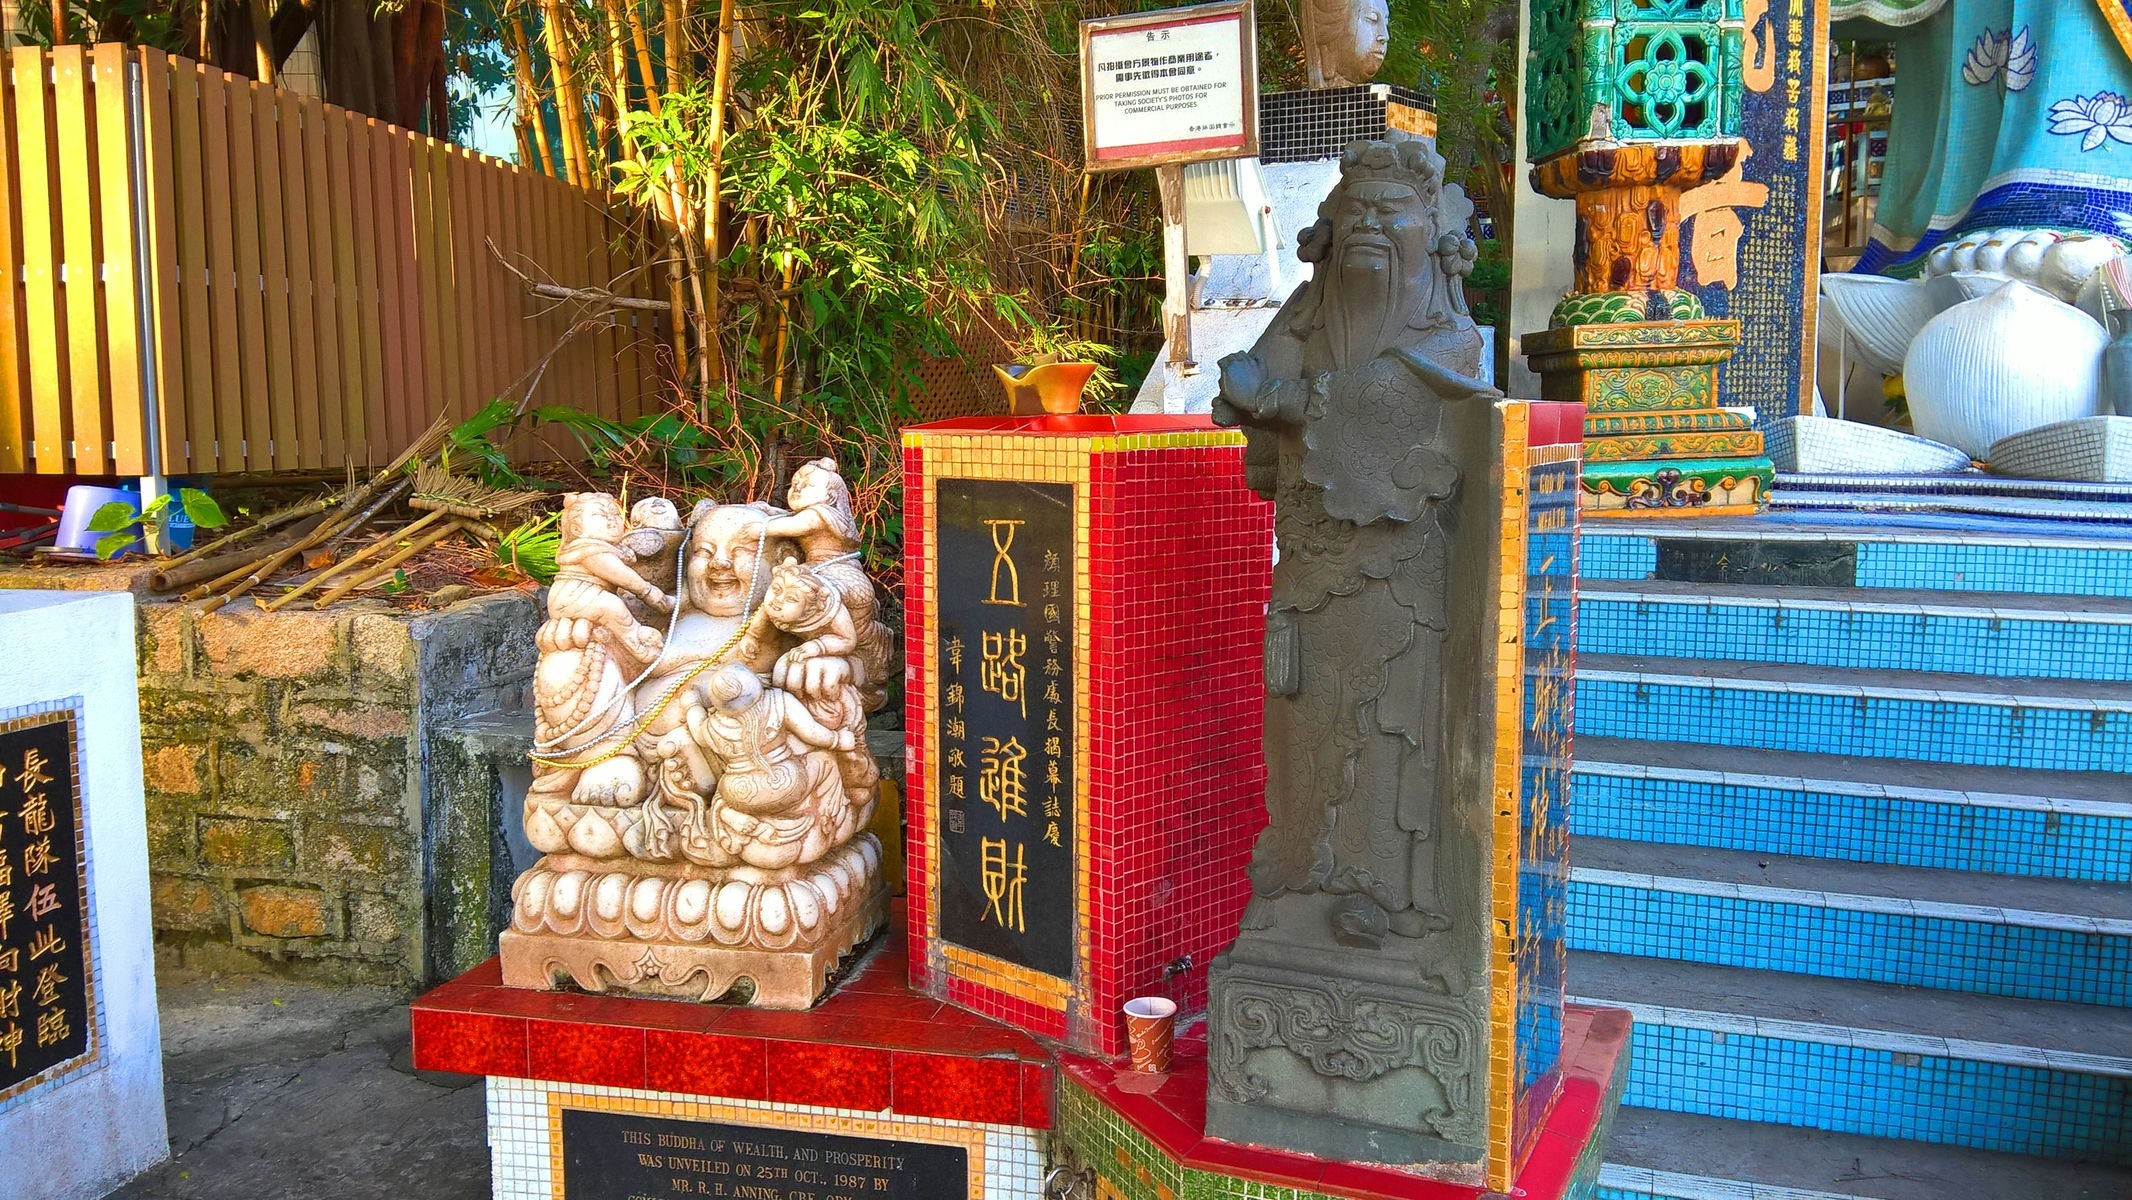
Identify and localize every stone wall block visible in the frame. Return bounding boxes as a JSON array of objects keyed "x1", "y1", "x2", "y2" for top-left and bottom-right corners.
[
  {"x1": 236, "y1": 884, "x2": 336, "y2": 939},
  {"x1": 307, "y1": 820, "x2": 402, "y2": 876},
  {"x1": 150, "y1": 874, "x2": 226, "y2": 931},
  {"x1": 346, "y1": 893, "x2": 406, "y2": 945},
  {"x1": 197, "y1": 815, "x2": 296, "y2": 869},
  {"x1": 350, "y1": 611, "x2": 418, "y2": 698},
  {"x1": 197, "y1": 608, "x2": 343, "y2": 681},
  {"x1": 138, "y1": 603, "x2": 189, "y2": 678}
]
